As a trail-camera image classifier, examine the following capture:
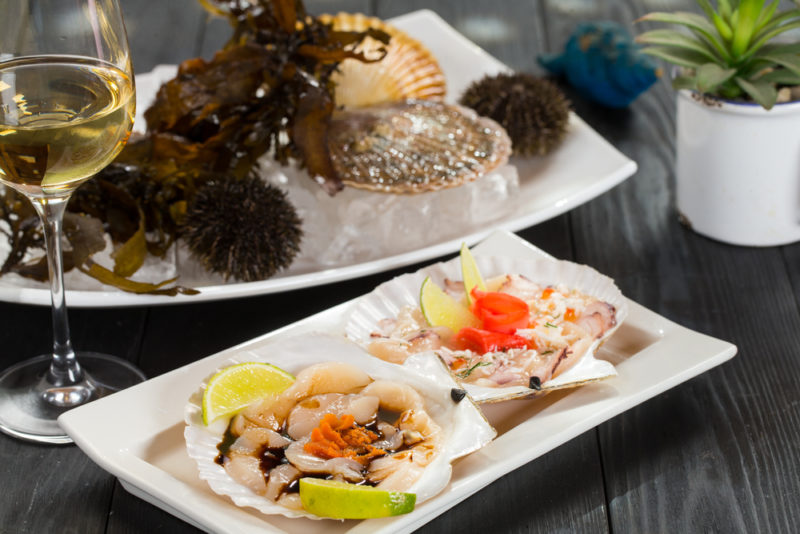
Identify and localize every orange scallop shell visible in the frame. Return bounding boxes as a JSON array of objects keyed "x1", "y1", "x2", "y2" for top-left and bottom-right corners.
[{"x1": 319, "y1": 12, "x2": 447, "y2": 108}]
